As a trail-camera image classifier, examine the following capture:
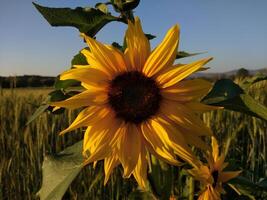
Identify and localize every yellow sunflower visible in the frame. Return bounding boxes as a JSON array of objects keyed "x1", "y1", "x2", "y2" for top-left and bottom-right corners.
[
  {"x1": 52, "y1": 17, "x2": 214, "y2": 188},
  {"x1": 188, "y1": 137, "x2": 241, "y2": 200}
]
